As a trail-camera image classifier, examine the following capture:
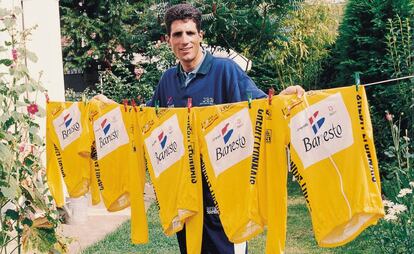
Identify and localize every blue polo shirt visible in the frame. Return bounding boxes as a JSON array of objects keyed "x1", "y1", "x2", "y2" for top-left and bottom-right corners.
[
  {"x1": 148, "y1": 52, "x2": 266, "y2": 108},
  {"x1": 147, "y1": 52, "x2": 266, "y2": 254}
]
